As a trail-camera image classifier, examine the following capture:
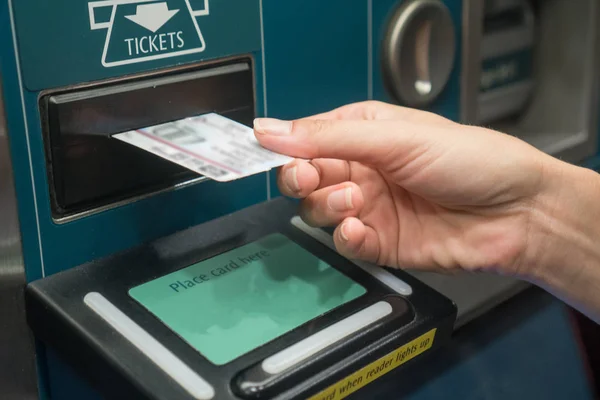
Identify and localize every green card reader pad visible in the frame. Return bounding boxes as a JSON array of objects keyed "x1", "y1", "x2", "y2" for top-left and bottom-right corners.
[
  {"x1": 129, "y1": 233, "x2": 367, "y2": 366},
  {"x1": 26, "y1": 198, "x2": 456, "y2": 400}
]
